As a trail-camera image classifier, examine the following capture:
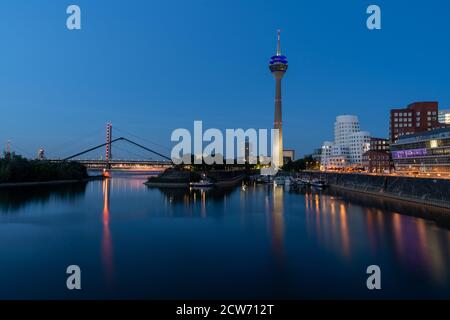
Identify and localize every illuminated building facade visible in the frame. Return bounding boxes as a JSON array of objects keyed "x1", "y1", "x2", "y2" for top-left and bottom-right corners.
[
  {"x1": 390, "y1": 101, "x2": 448, "y2": 144},
  {"x1": 362, "y1": 151, "x2": 391, "y2": 173},
  {"x1": 439, "y1": 109, "x2": 450, "y2": 124},
  {"x1": 370, "y1": 137, "x2": 390, "y2": 153},
  {"x1": 320, "y1": 115, "x2": 370, "y2": 169},
  {"x1": 391, "y1": 127, "x2": 450, "y2": 174}
]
